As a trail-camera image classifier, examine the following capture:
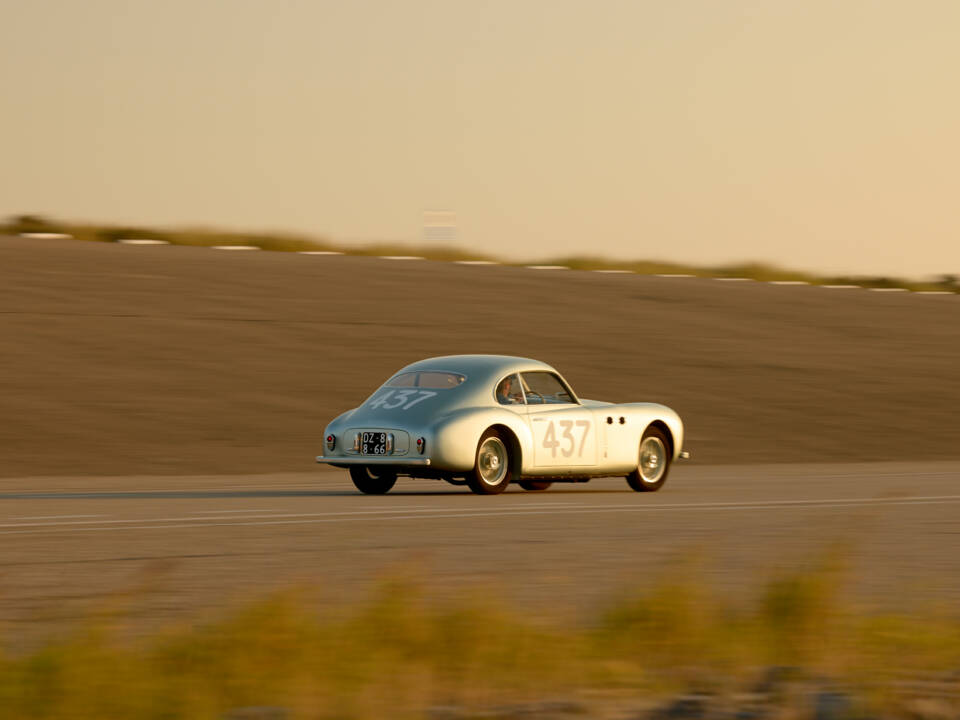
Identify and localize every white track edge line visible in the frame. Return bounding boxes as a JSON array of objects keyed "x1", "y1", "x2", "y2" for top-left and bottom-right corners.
[
  {"x1": 5, "y1": 494, "x2": 960, "y2": 530},
  {"x1": 4, "y1": 497, "x2": 960, "y2": 535}
]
